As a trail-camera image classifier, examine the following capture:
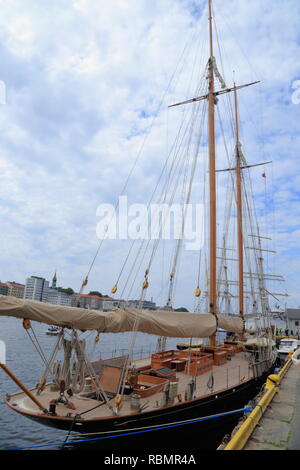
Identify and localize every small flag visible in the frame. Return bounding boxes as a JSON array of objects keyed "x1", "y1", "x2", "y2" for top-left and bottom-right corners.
[{"x1": 262, "y1": 172, "x2": 266, "y2": 178}]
